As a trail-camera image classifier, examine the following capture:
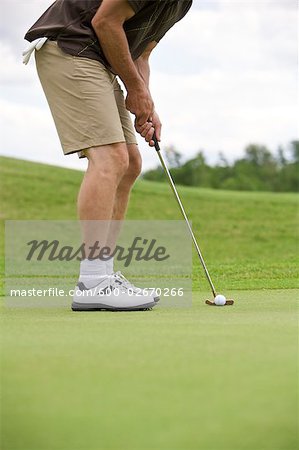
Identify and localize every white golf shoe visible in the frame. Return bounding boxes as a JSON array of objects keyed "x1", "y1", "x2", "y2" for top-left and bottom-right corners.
[
  {"x1": 72, "y1": 273, "x2": 159, "y2": 311},
  {"x1": 112, "y1": 271, "x2": 156, "y2": 294}
]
